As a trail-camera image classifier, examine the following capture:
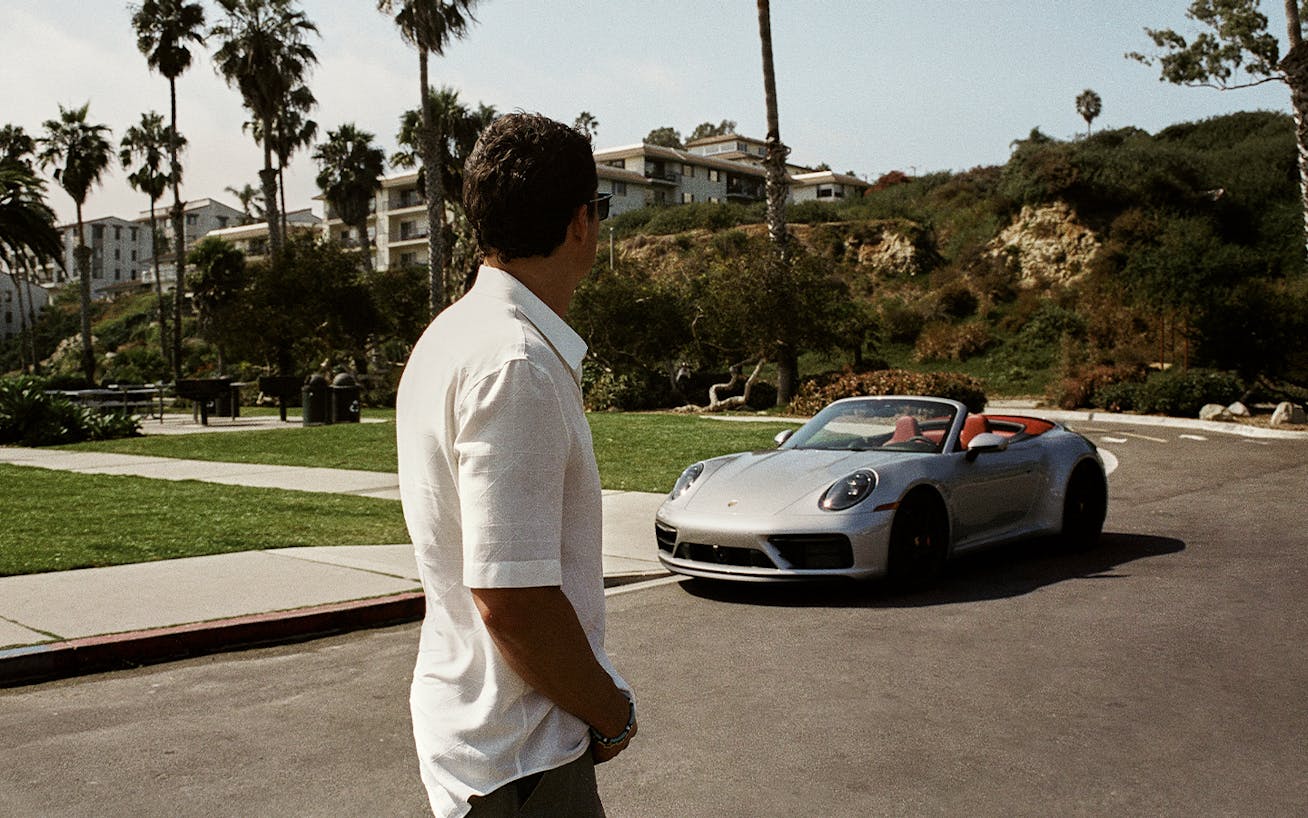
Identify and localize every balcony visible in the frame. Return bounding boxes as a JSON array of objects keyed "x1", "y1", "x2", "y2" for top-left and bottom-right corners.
[
  {"x1": 389, "y1": 191, "x2": 426, "y2": 210},
  {"x1": 643, "y1": 163, "x2": 678, "y2": 185}
]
